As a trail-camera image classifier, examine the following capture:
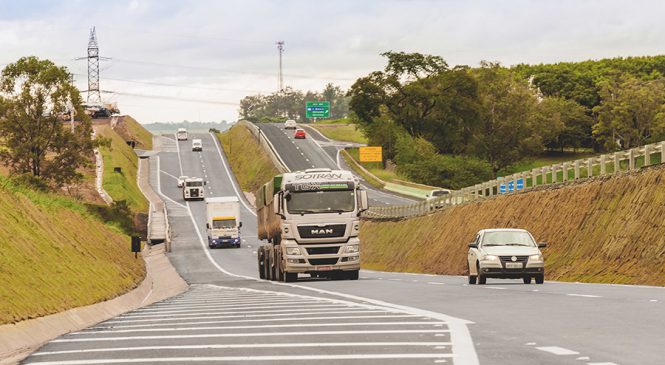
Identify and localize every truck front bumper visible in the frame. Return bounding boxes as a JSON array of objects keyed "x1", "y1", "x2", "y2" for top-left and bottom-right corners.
[{"x1": 209, "y1": 237, "x2": 240, "y2": 248}]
